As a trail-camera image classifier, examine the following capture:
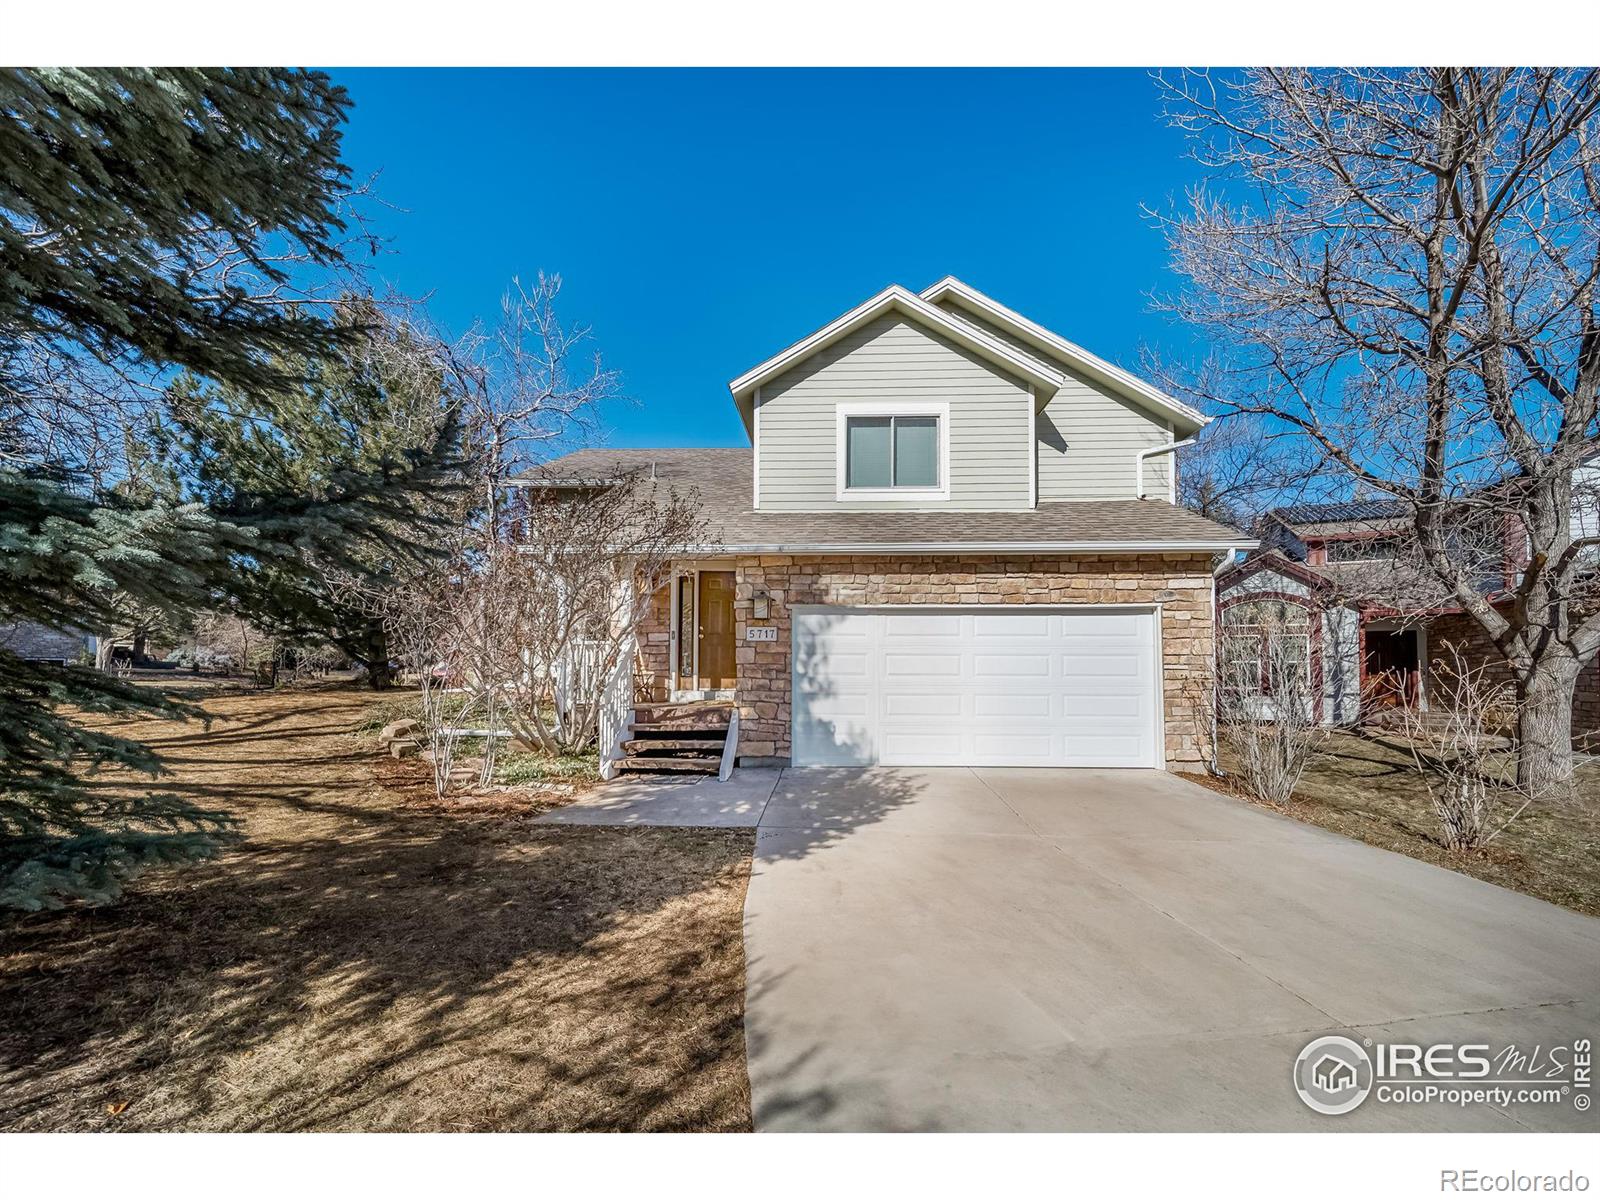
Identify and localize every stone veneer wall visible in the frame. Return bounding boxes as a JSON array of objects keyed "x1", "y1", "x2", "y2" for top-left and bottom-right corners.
[
  {"x1": 1426, "y1": 611, "x2": 1600, "y2": 747},
  {"x1": 635, "y1": 580, "x2": 673, "y2": 702},
  {"x1": 720, "y1": 553, "x2": 1219, "y2": 769}
]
